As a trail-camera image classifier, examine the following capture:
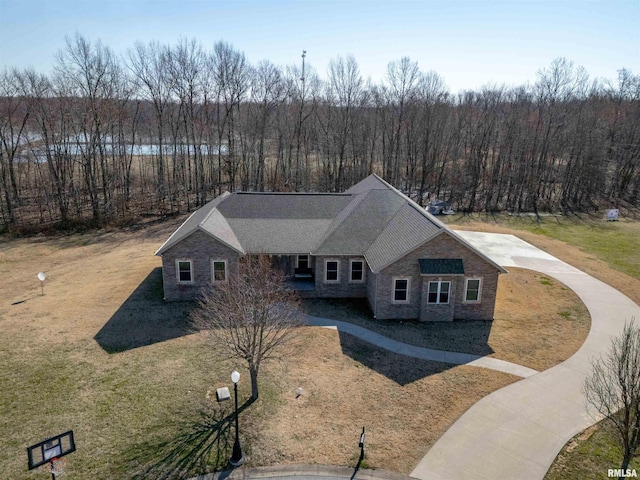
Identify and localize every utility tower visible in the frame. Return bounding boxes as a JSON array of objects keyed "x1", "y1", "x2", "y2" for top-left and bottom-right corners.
[{"x1": 295, "y1": 50, "x2": 307, "y2": 190}]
